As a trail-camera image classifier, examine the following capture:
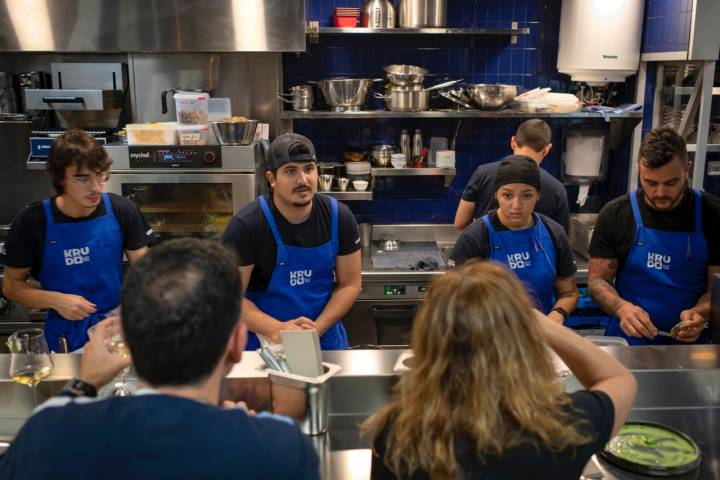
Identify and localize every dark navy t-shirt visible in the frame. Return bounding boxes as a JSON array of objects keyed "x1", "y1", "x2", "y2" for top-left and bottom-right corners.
[{"x1": 0, "y1": 392, "x2": 319, "y2": 480}]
